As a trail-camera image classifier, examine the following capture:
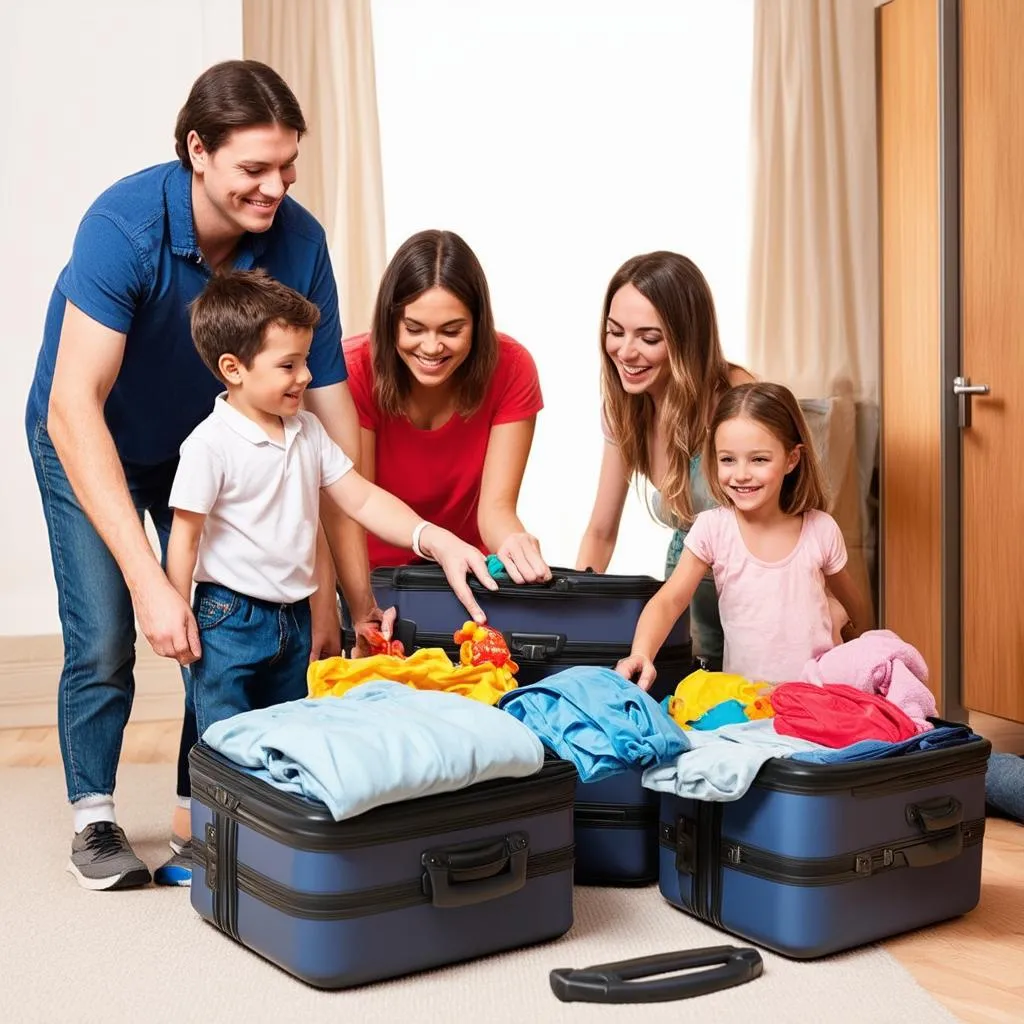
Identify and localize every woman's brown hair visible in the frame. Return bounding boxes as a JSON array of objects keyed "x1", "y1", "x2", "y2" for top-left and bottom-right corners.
[
  {"x1": 704, "y1": 382, "x2": 830, "y2": 515},
  {"x1": 174, "y1": 60, "x2": 307, "y2": 168},
  {"x1": 600, "y1": 252, "x2": 734, "y2": 525},
  {"x1": 370, "y1": 229, "x2": 499, "y2": 418}
]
